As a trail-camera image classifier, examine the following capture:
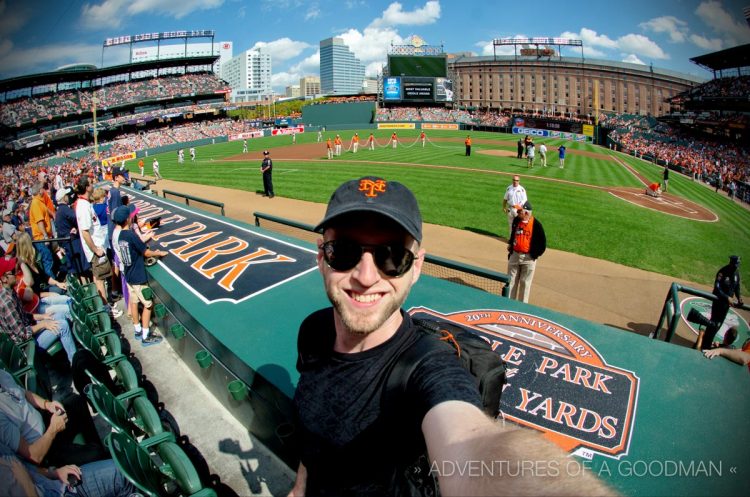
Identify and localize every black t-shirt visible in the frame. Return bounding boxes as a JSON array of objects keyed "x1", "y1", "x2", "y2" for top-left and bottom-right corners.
[{"x1": 294, "y1": 308, "x2": 482, "y2": 496}]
